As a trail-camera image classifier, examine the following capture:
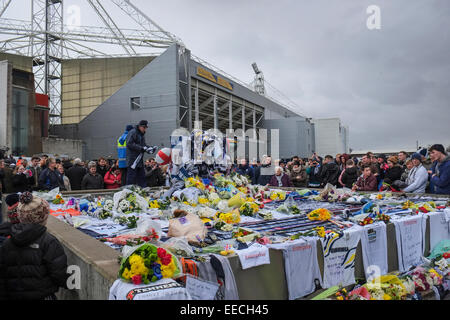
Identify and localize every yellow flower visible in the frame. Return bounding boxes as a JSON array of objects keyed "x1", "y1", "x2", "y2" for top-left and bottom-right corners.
[
  {"x1": 383, "y1": 294, "x2": 392, "y2": 300},
  {"x1": 198, "y1": 197, "x2": 209, "y2": 205},
  {"x1": 376, "y1": 194, "x2": 383, "y2": 200},
  {"x1": 308, "y1": 208, "x2": 331, "y2": 221},
  {"x1": 149, "y1": 200, "x2": 160, "y2": 208},
  {"x1": 314, "y1": 226, "x2": 325, "y2": 238},
  {"x1": 122, "y1": 268, "x2": 132, "y2": 280}
]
